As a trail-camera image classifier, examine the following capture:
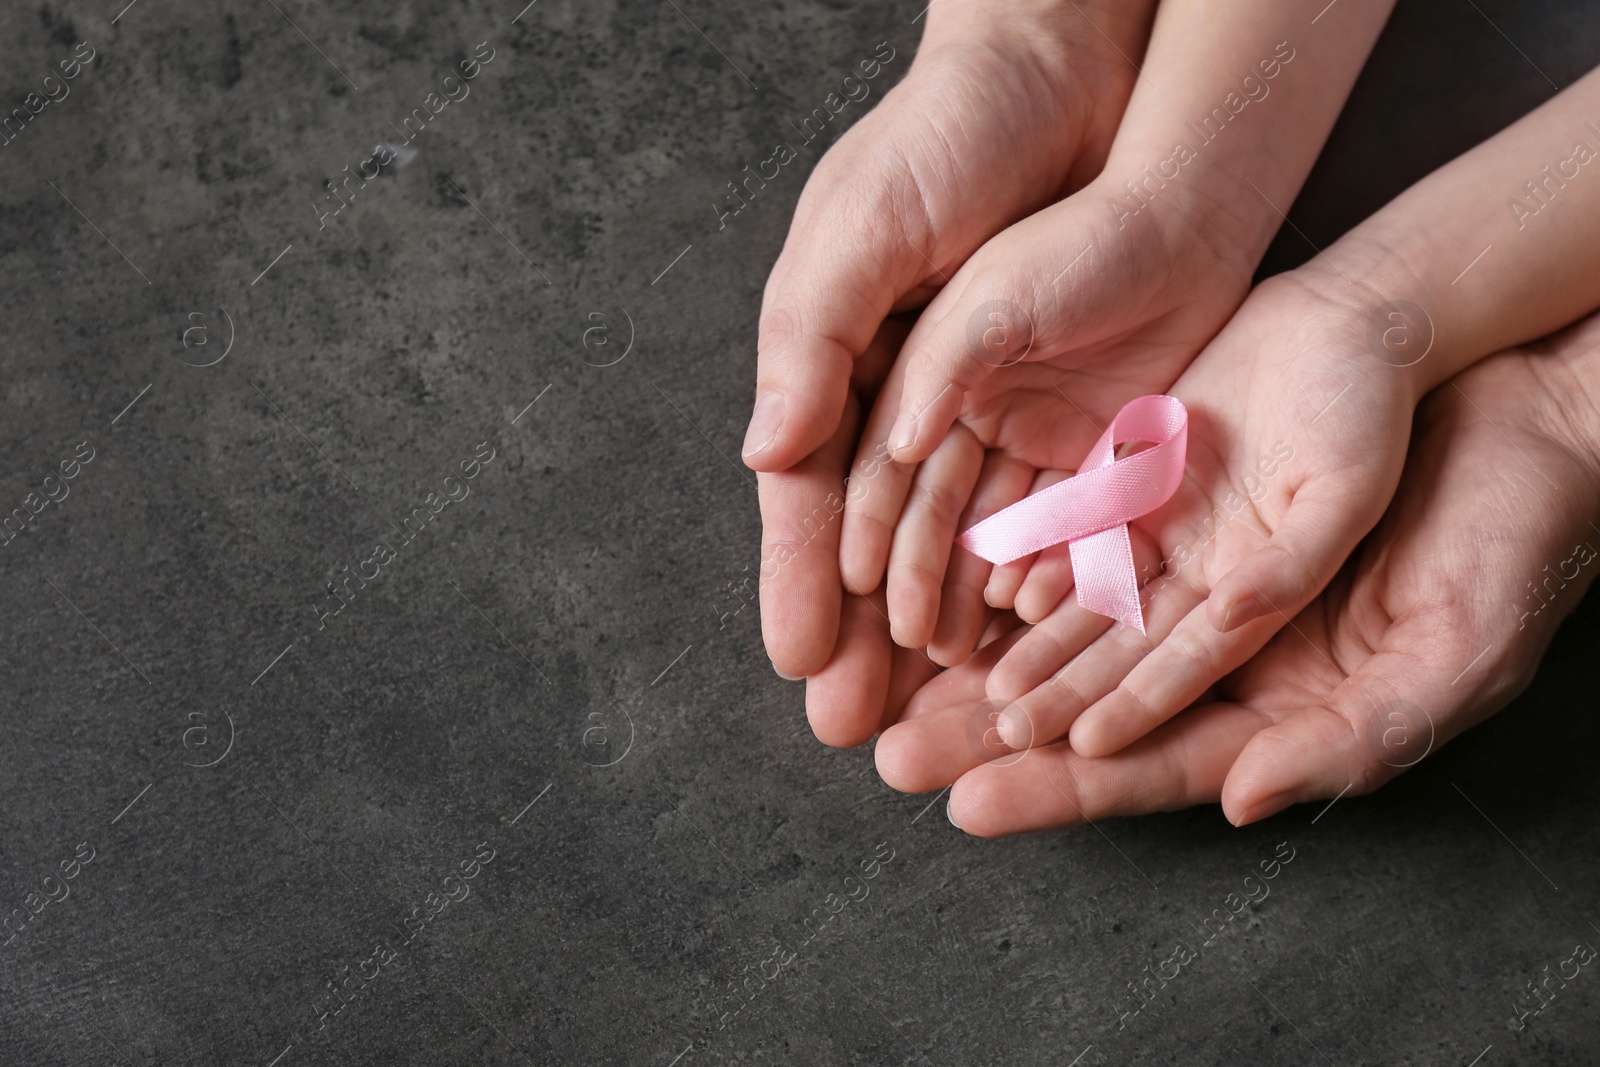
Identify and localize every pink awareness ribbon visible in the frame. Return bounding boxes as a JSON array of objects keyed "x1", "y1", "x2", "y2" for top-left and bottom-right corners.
[{"x1": 957, "y1": 394, "x2": 1188, "y2": 634}]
